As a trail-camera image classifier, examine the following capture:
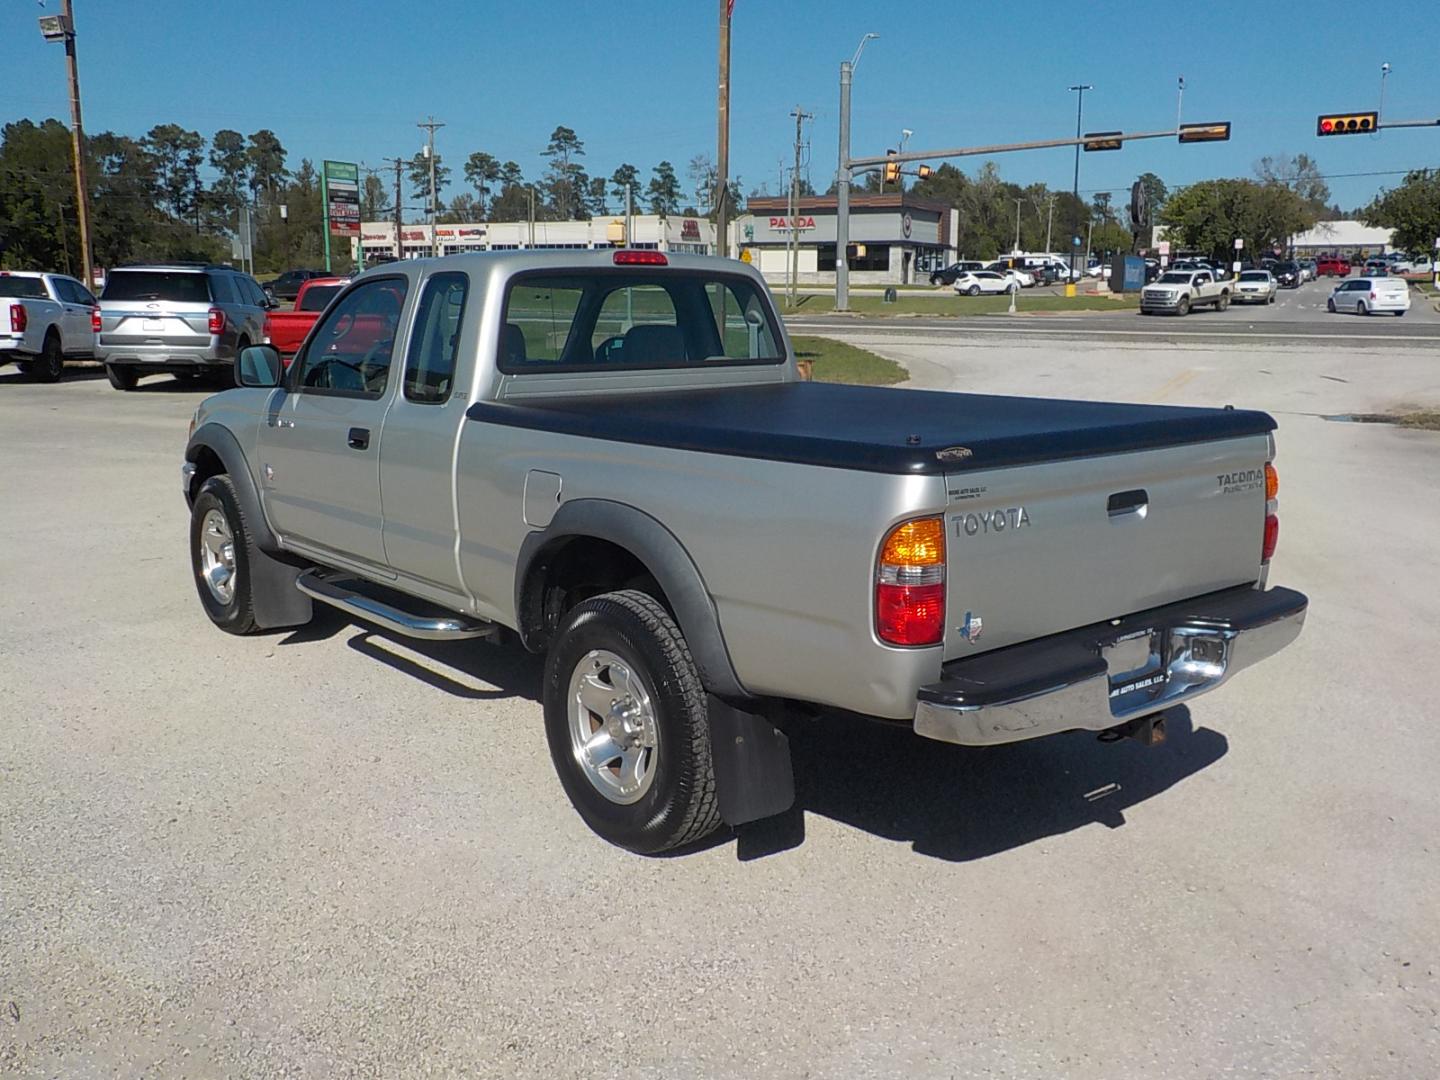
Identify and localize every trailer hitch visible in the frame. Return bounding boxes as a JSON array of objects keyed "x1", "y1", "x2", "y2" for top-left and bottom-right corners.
[{"x1": 1097, "y1": 713, "x2": 1167, "y2": 747}]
